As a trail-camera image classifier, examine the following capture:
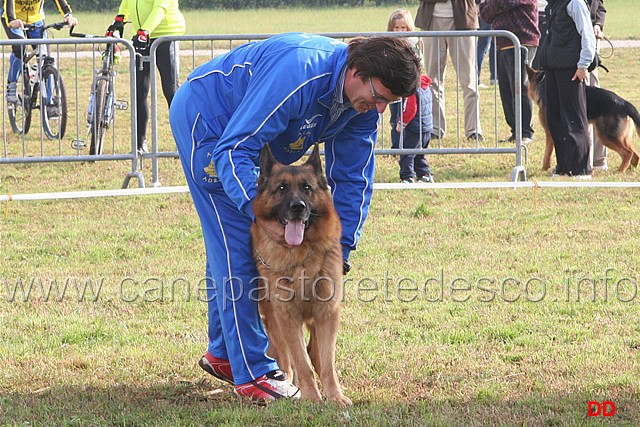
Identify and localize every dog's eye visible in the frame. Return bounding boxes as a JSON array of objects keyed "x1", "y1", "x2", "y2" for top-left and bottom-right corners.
[
  {"x1": 303, "y1": 184, "x2": 312, "y2": 193},
  {"x1": 277, "y1": 184, "x2": 286, "y2": 192}
]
